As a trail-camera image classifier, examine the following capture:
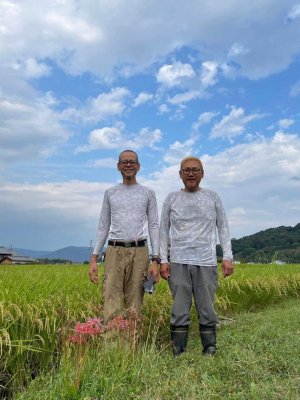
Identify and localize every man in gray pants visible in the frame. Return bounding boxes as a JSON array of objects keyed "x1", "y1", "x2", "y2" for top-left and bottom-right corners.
[{"x1": 160, "y1": 156, "x2": 233, "y2": 356}]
